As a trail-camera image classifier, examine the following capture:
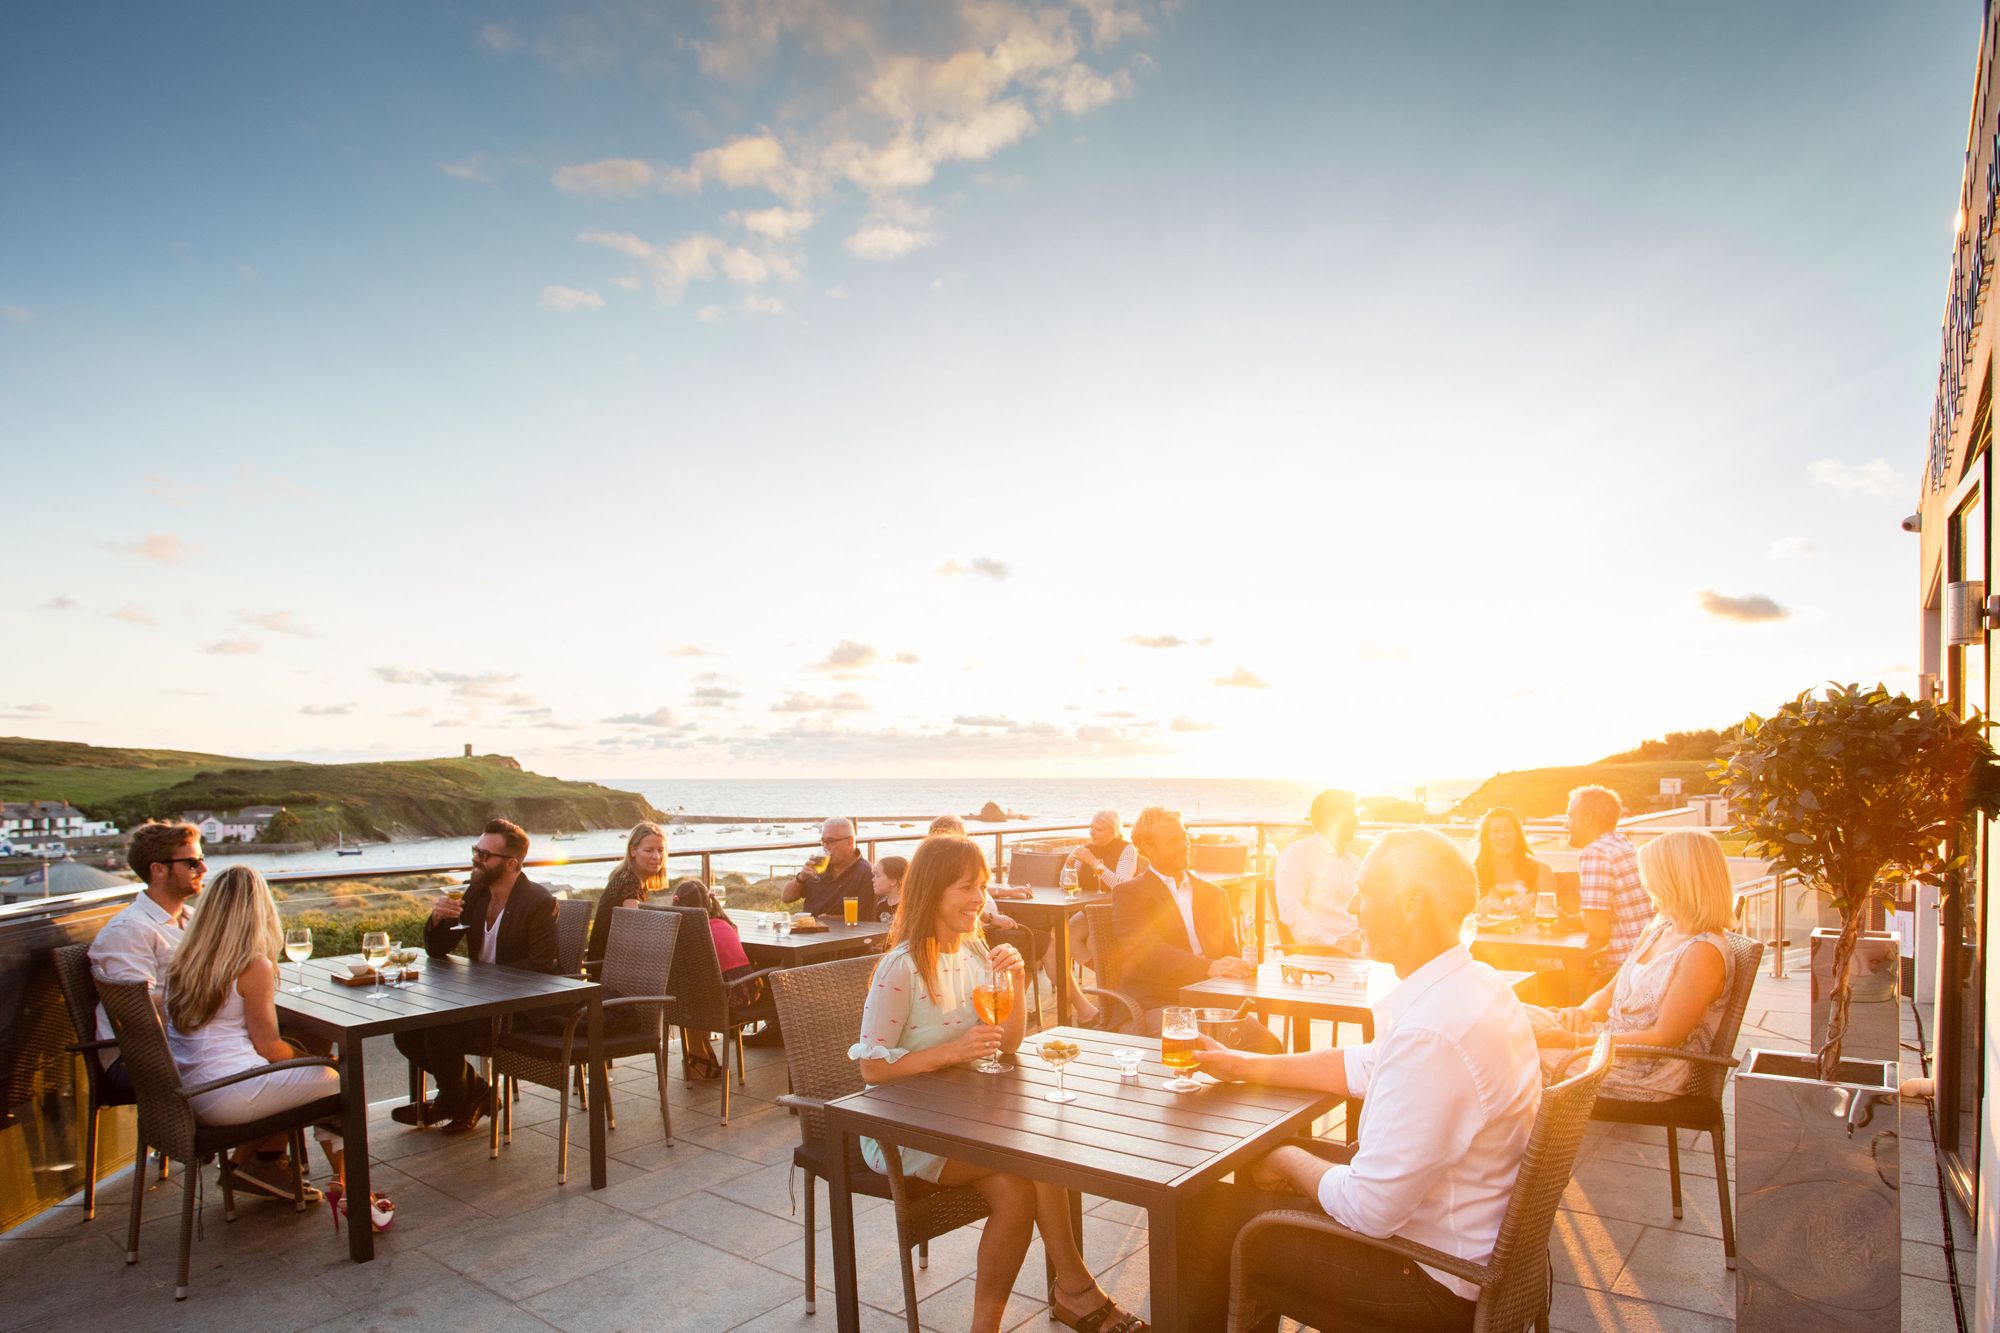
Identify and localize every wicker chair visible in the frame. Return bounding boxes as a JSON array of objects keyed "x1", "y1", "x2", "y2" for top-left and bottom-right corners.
[
  {"x1": 556, "y1": 897, "x2": 595, "y2": 977},
  {"x1": 52, "y1": 943, "x2": 142, "y2": 1219},
  {"x1": 769, "y1": 955, "x2": 993, "y2": 1331},
  {"x1": 1227, "y1": 1034, "x2": 1614, "y2": 1333},
  {"x1": 1581, "y1": 931, "x2": 1763, "y2": 1269},
  {"x1": 493, "y1": 906, "x2": 679, "y2": 1183},
  {"x1": 96, "y1": 978, "x2": 340, "y2": 1300},
  {"x1": 1079, "y1": 902, "x2": 1146, "y2": 1033},
  {"x1": 653, "y1": 904, "x2": 782, "y2": 1124}
]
